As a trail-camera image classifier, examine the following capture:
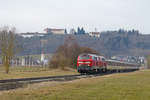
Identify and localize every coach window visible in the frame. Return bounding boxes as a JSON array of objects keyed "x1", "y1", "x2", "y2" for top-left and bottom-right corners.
[
  {"x1": 102, "y1": 58, "x2": 105, "y2": 61},
  {"x1": 95, "y1": 57, "x2": 98, "y2": 61},
  {"x1": 95, "y1": 57, "x2": 97, "y2": 61}
]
